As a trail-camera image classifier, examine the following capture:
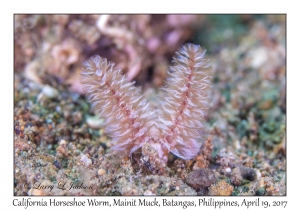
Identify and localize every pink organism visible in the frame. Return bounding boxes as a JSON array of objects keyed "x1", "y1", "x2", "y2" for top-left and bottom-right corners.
[{"x1": 80, "y1": 43, "x2": 211, "y2": 163}]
